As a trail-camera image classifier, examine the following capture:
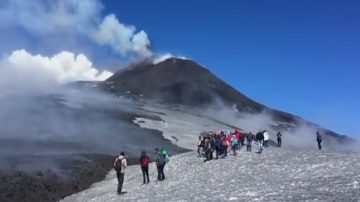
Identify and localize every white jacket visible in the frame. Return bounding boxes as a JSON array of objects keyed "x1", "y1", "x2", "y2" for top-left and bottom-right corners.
[
  {"x1": 263, "y1": 131, "x2": 269, "y2": 141},
  {"x1": 114, "y1": 155, "x2": 128, "y2": 173}
]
